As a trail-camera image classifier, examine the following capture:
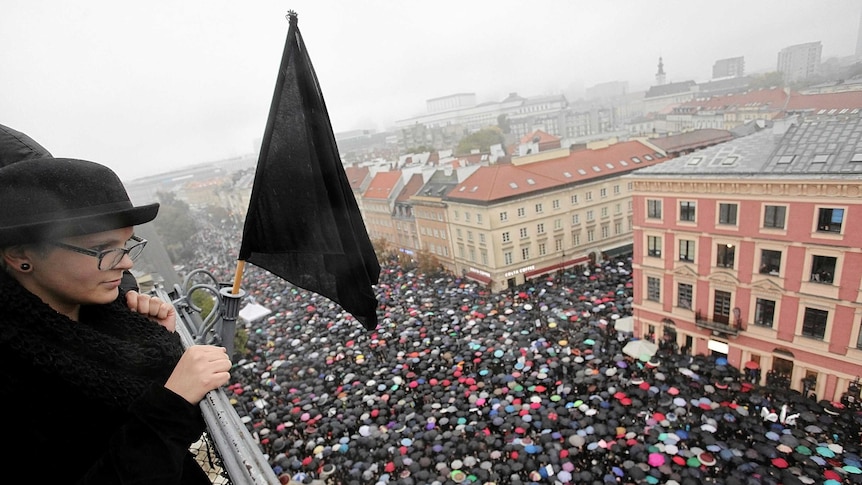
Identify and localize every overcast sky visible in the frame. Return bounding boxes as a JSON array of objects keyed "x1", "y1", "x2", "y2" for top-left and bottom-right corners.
[{"x1": 2, "y1": 0, "x2": 860, "y2": 181}]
